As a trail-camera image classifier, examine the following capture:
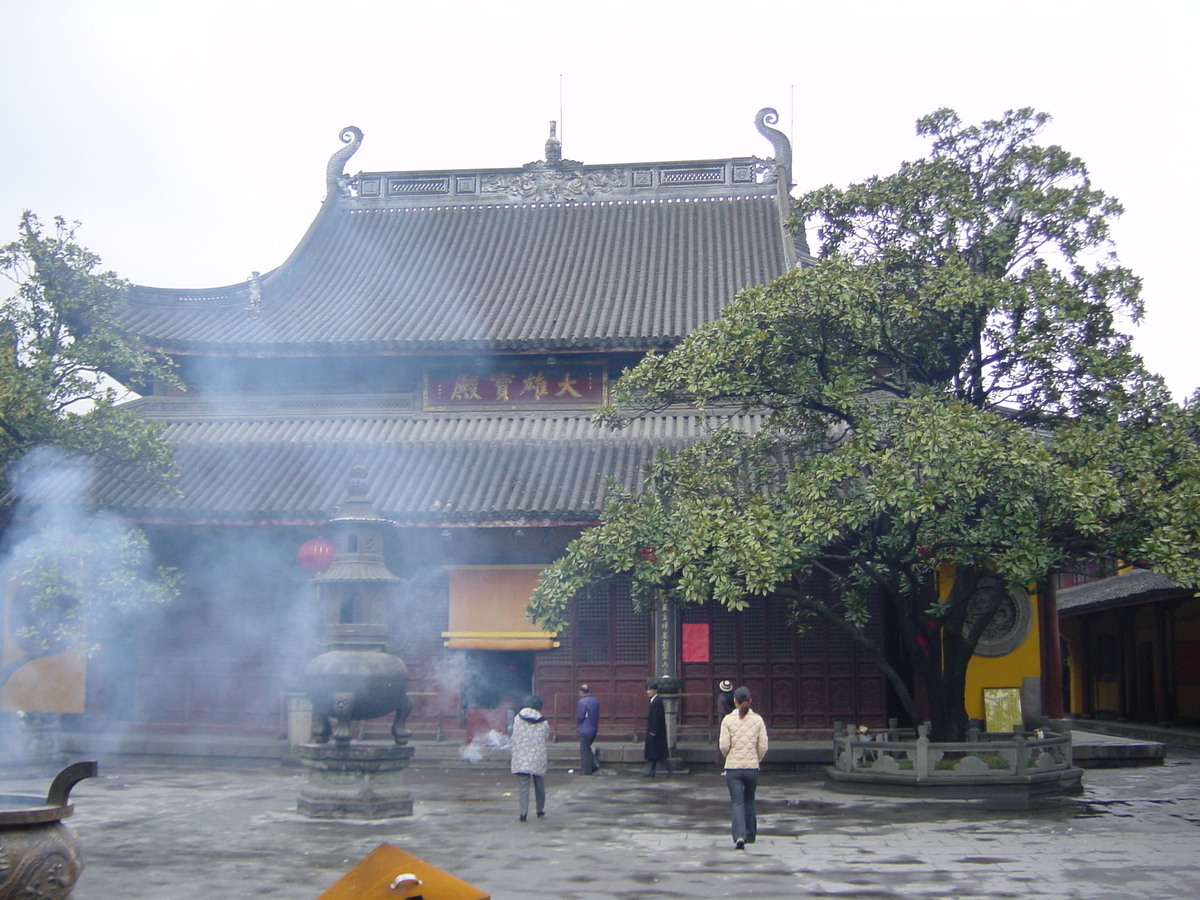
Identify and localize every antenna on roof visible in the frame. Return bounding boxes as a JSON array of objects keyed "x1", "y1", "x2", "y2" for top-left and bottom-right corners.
[
  {"x1": 559, "y1": 73, "x2": 564, "y2": 146},
  {"x1": 790, "y1": 84, "x2": 795, "y2": 166}
]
